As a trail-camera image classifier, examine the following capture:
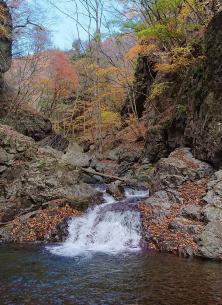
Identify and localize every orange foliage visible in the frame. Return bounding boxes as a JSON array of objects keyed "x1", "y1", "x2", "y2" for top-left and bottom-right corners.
[{"x1": 48, "y1": 50, "x2": 79, "y2": 99}]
